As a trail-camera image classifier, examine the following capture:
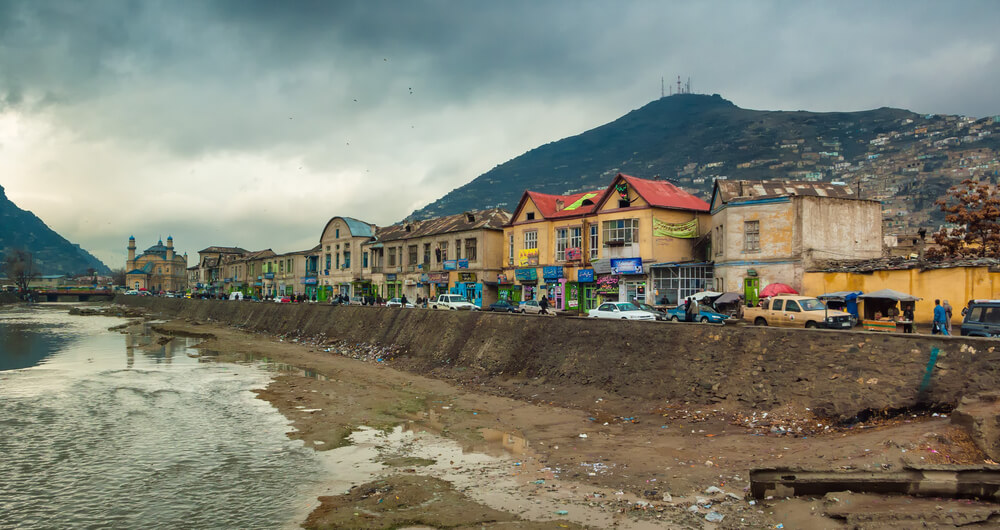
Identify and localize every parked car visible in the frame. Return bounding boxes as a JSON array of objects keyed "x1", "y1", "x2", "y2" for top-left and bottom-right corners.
[
  {"x1": 124, "y1": 290, "x2": 139, "y2": 296},
  {"x1": 274, "y1": 296, "x2": 291, "y2": 303},
  {"x1": 666, "y1": 305, "x2": 728, "y2": 323},
  {"x1": 744, "y1": 295, "x2": 852, "y2": 329},
  {"x1": 487, "y1": 300, "x2": 519, "y2": 313},
  {"x1": 588, "y1": 302, "x2": 657, "y2": 321},
  {"x1": 634, "y1": 302, "x2": 668, "y2": 321},
  {"x1": 429, "y1": 294, "x2": 479, "y2": 311},
  {"x1": 386, "y1": 297, "x2": 414, "y2": 308},
  {"x1": 961, "y1": 300, "x2": 1000, "y2": 337}
]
